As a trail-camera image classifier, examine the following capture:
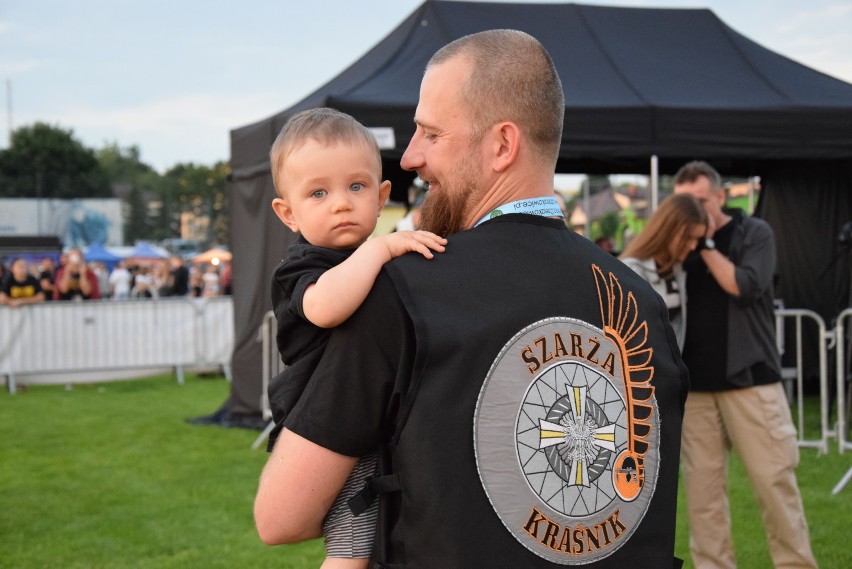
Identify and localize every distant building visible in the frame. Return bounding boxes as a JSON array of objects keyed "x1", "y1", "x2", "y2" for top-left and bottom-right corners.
[{"x1": 568, "y1": 188, "x2": 633, "y2": 235}]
